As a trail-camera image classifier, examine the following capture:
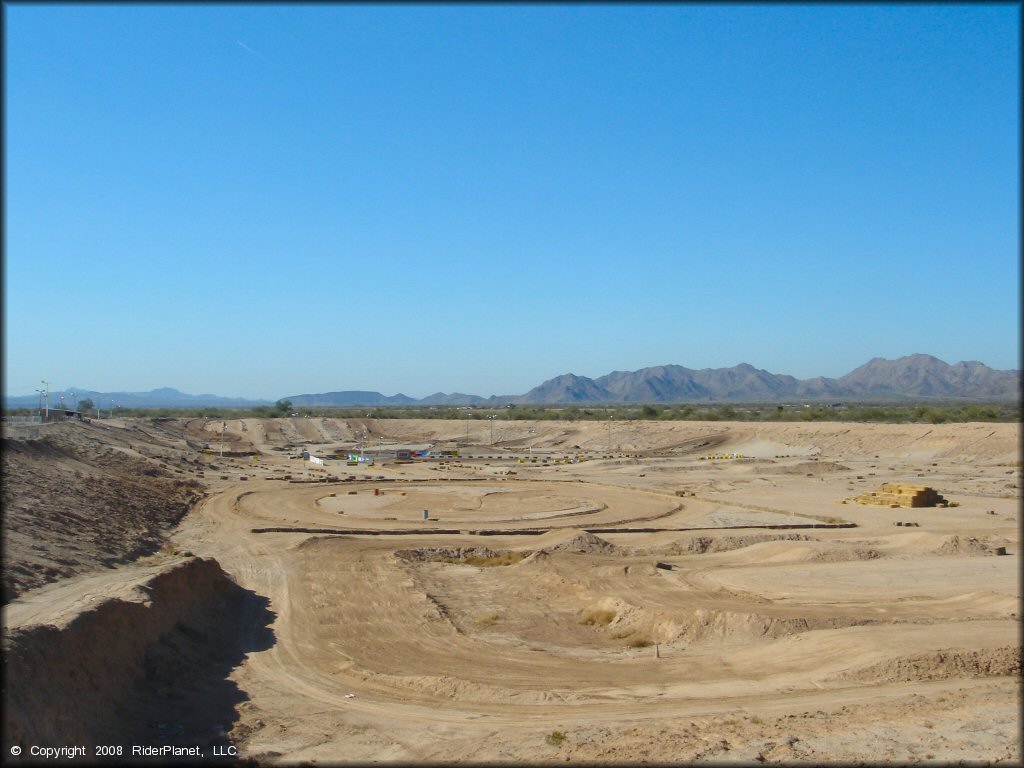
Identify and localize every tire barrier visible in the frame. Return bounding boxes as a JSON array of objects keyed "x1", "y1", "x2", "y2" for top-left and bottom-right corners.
[{"x1": 251, "y1": 521, "x2": 857, "y2": 537}]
